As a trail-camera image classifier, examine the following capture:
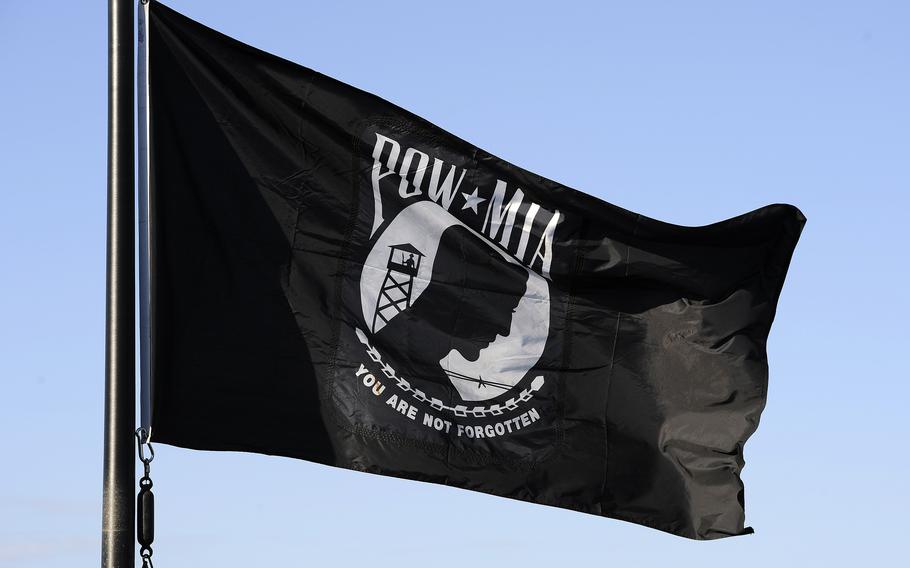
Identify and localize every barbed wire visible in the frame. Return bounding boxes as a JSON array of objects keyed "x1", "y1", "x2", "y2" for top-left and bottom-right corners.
[{"x1": 354, "y1": 328, "x2": 545, "y2": 418}]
